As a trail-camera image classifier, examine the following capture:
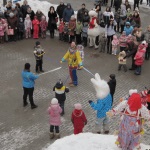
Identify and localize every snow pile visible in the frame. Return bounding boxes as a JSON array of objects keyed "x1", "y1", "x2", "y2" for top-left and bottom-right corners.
[{"x1": 45, "y1": 133, "x2": 150, "y2": 150}]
